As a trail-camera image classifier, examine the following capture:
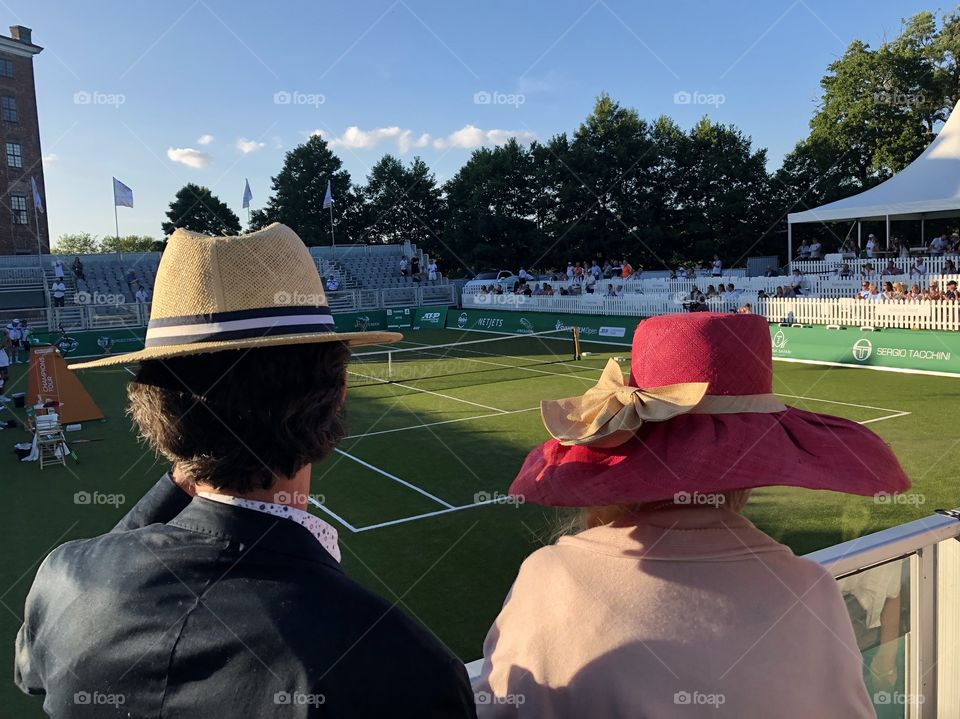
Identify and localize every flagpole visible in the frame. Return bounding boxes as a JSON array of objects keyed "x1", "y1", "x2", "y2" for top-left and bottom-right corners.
[
  {"x1": 329, "y1": 203, "x2": 336, "y2": 248},
  {"x1": 34, "y1": 202, "x2": 42, "y2": 260}
]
